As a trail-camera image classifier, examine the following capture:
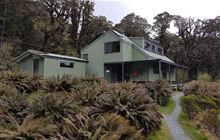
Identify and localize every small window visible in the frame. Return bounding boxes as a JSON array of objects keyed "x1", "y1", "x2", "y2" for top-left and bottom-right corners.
[
  {"x1": 145, "y1": 43, "x2": 150, "y2": 50},
  {"x1": 153, "y1": 62, "x2": 159, "y2": 74},
  {"x1": 158, "y1": 48, "x2": 162, "y2": 55},
  {"x1": 60, "y1": 61, "x2": 74, "y2": 68},
  {"x1": 82, "y1": 54, "x2": 88, "y2": 60},
  {"x1": 152, "y1": 45, "x2": 155, "y2": 52},
  {"x1": 104, "y1": 41, "x2": 120, "y2": 53}
]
